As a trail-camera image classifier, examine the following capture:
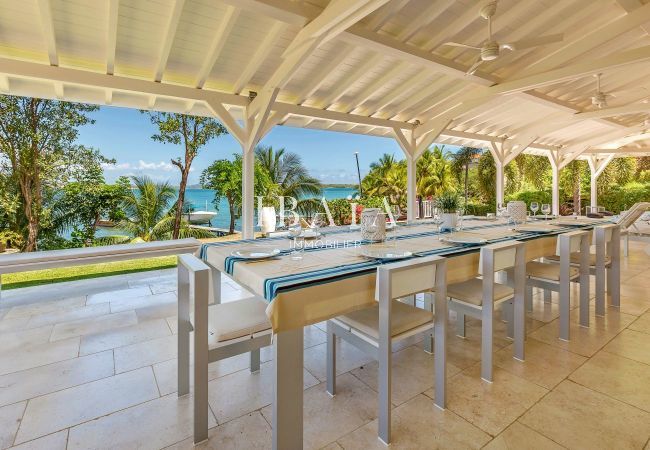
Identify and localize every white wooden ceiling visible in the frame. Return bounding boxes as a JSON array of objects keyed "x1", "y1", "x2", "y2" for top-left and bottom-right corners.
[{"x1": 1, "y1": 0, "x2": 650, "y2": 159}]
